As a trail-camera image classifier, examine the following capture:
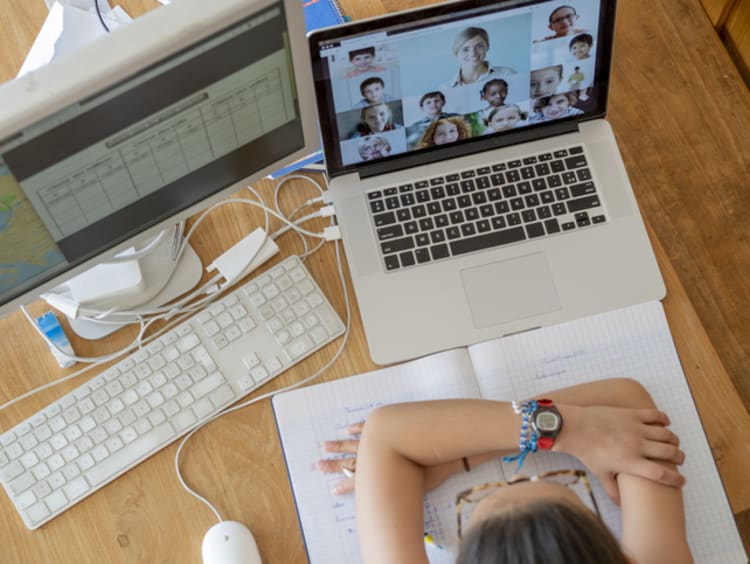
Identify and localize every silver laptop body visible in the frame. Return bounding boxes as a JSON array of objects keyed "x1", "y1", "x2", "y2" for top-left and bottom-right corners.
[{"x1": 311, "y1": 0, "x2": 664, "y2": 364}]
